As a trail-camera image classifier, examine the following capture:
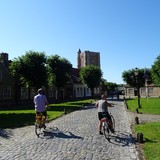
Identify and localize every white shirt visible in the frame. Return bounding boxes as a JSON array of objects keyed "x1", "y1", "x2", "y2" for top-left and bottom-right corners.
[{"x1": 96, "y1": 99, "x2": 108, "y2": 112}]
